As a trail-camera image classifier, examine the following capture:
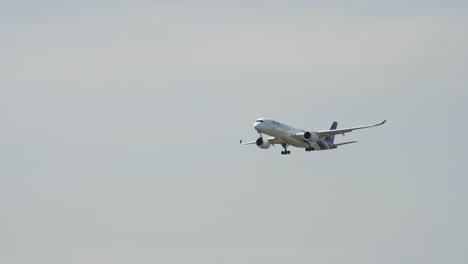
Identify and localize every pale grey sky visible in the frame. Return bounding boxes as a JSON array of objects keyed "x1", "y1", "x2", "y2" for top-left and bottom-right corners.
[{"x1": 1, "y1": 1, "x2": 468, "y2": 264}]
